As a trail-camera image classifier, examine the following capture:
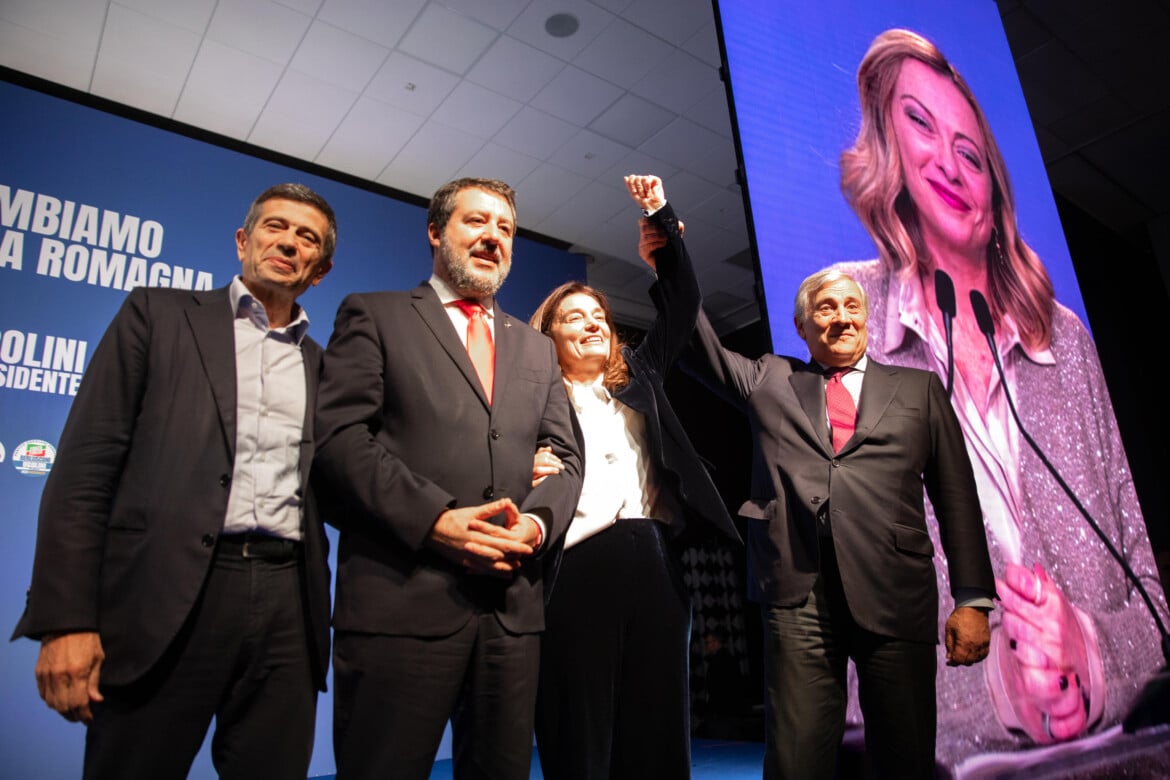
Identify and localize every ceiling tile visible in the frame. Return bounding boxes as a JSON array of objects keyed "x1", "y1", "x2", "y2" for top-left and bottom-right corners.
[
  {"x1": 0, "y1": 19, "x2": 98, "y2": 90},
  {"x1": 514, "y1": 162, "x2": 592, "y2": 228},
  {"x1": 435, "y1": 0, "x2": 528, "y2": 31},
  {"x1": 116, "y1": 0, "x2": 217, "y2": 34},
  {"x1": 589, "y1": 92, "x2": 674, "y2": 147},
  {"x1": 643, "y1": 117, "x2": 738, "y2": 187},
  {"x1": 685, "y1": 82, "x2": 733, "y2": 138},
  {"x1": 1046, "y1": 153, "x2": 1151, "y2": 233},
  {"x1": 629, "y1": 46, "x2": 719, "y2": 114},
  {"x1": 1079, "y1": 108, "x2": 1170, "y2": 215},
  {"x1": 493, "y1": 106, "x2": 579, "y2": 160},
  {"x1": 315, "y1": 95, "x2": 425, "y2": 178},
  {"x1": 365, "y1": 51, "x2": 460, "y2": 115},
  {"x1": 289, "y1": 20, "x2": 390, "y2": 92},
  {"x1": 316, "y1": 0, "x2": 425, "y2": 48},
  {"x1": 617, "y1": 0, "x2": 711, "y2": 48},
  {"x1": 91, "y1": 4, "x2": 202, "y2": 117},
  {"x1": 600, "y1": 149, "x2": 680, "y2": 186},
  {"x1": 572, "y1": 17, "x2": 674, "y2": 90},
  {"x1": 549, "y1": 128, "x2": 631, "y2": 178},
  {"x1": 454, "y1": 142, "x2": 543, "y2": 187},
  {"x1": 645, "y1": 169, "x2": 715, "y2": 216},
  {"x1": 467, "y1": 34, "x2": 564, "y2": 103},
  {"x1": 682, "y1": 19, "x2": 720, "y2": 68},
  {"x1": 1047, "y1": 94, "x2": 1138, "y2": 150},
  {"x1": 398, "y1": 3, "x2": 498, "y2": 76},
  {"x1": 0, "y1": 0, "x2": 108, "y2": 45},
  {"x1": 275, "y1": 0, "x2": 324, "y2": 15},
  {"x1": 1014, "y1": 39, "x2": 1108, "y2": 126},
  {"x1": 530, "y1": 65, "x2": 624, "y2": 126},
  {"x1": 174, "y1": 40, "x2": 282, "y2": 137},
  {"x1": 206, "y1": 0, "x2": 312, "y2": 66},
  {"x1": 534, "y1": 178, "x2": 628, "y2": 246},
  {"x1": 249, "y1": 70, "x2": 358, "y2": 160},
  {"x1": 507, "y1": 0, "x2": 612, "y2": 60},
  {"x1": 378, "y1": 119, "x2": 485, "y2": 196},
  {"x1": 430, "y1": 80, "x2": 523, "y2": 140}
]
